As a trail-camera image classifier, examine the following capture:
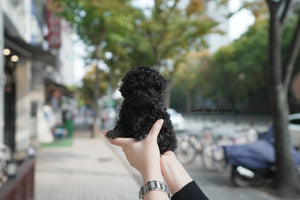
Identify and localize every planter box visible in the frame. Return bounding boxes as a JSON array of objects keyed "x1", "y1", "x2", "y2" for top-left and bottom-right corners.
[{"x1": 0, "y1": 158, "x2": 35, "y2": 200}]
